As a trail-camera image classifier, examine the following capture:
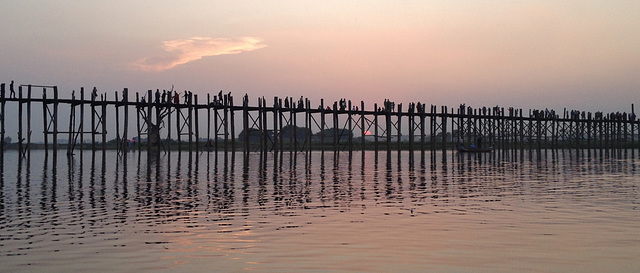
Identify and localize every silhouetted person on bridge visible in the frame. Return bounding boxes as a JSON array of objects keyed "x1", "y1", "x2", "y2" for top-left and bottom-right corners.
[{"x1": 10, "y1": 80, "x2": 15, "y2": 98}]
